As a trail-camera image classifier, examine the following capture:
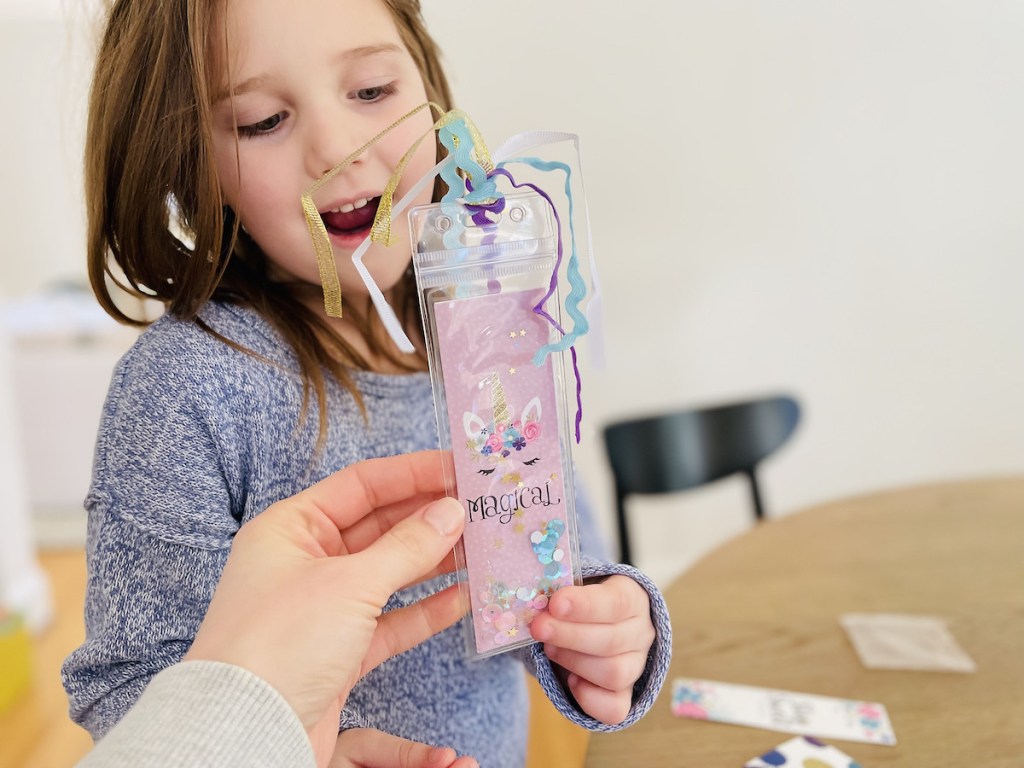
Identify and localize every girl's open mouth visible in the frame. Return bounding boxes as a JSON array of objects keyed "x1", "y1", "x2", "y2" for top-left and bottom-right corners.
[{"x1": 320, "y1": 196, "x2": 381, "y2": 246}]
